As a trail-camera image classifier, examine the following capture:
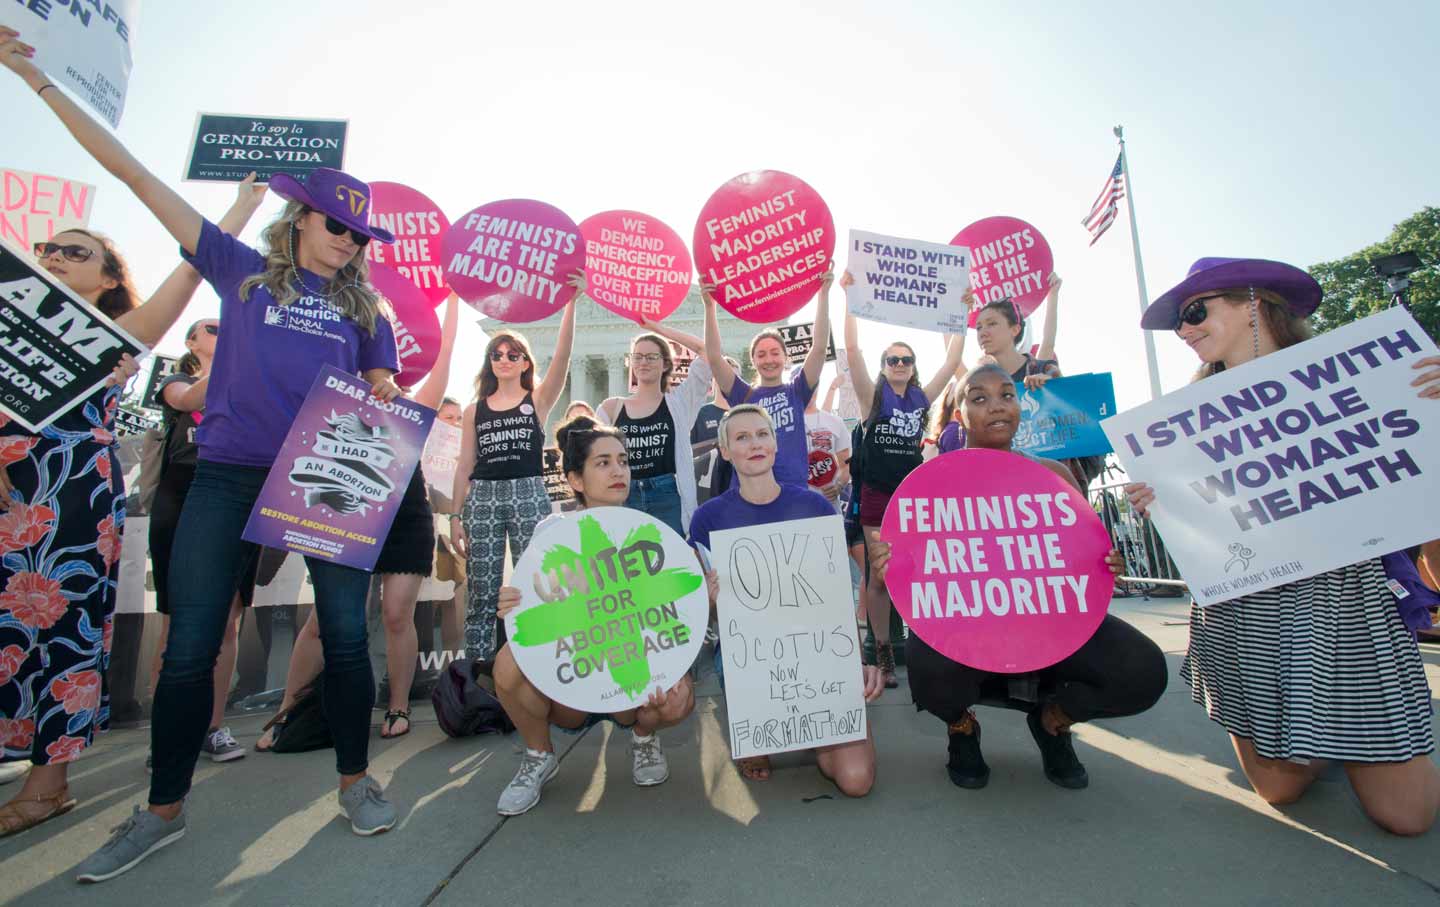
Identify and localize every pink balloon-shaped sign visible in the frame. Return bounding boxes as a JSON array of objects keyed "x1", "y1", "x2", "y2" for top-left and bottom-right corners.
[
  {"x1": 442, "y1": 199, "x2": 584, "y2": 323},
  {"x1": 881, "y1": 449, "x2": 1113, "y2": 674},
  {"x1": 579, "y1": 210, "x2": 692, "y2": 323},
  {"x1": 950, "y1": 216, "x2": 1053, "y2": 327},
  {"x1": 692, "y1": 170, "x2": 835, "y2": 324},
  {"x1": 370, "y1": 263, "x2": 442, "y2": 388},
  {"x1": 364, "y1": 182, "x2": 452, "y2": 307}
]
